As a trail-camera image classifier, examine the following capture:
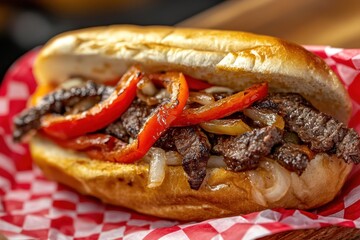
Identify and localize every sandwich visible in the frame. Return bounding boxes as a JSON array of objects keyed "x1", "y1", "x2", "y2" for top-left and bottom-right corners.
[{"x1": 13, "y1": 25, "x2": 360, "y2": 221}]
